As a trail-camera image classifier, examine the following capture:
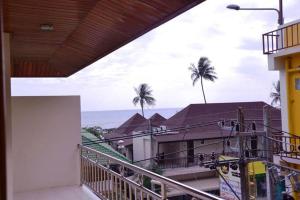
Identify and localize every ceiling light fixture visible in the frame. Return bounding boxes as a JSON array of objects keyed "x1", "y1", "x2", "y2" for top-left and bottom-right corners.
[{"x1": 40, "y1": 24, "x2": 54, "y2": 31}]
